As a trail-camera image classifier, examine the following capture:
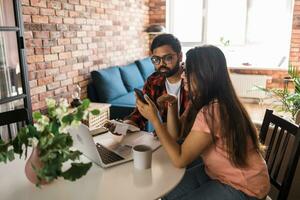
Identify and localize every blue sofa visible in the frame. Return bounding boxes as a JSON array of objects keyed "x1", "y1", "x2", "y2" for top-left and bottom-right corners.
[{"x1": 88, "y1": 57, "x2": 155, "y2": 129}]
